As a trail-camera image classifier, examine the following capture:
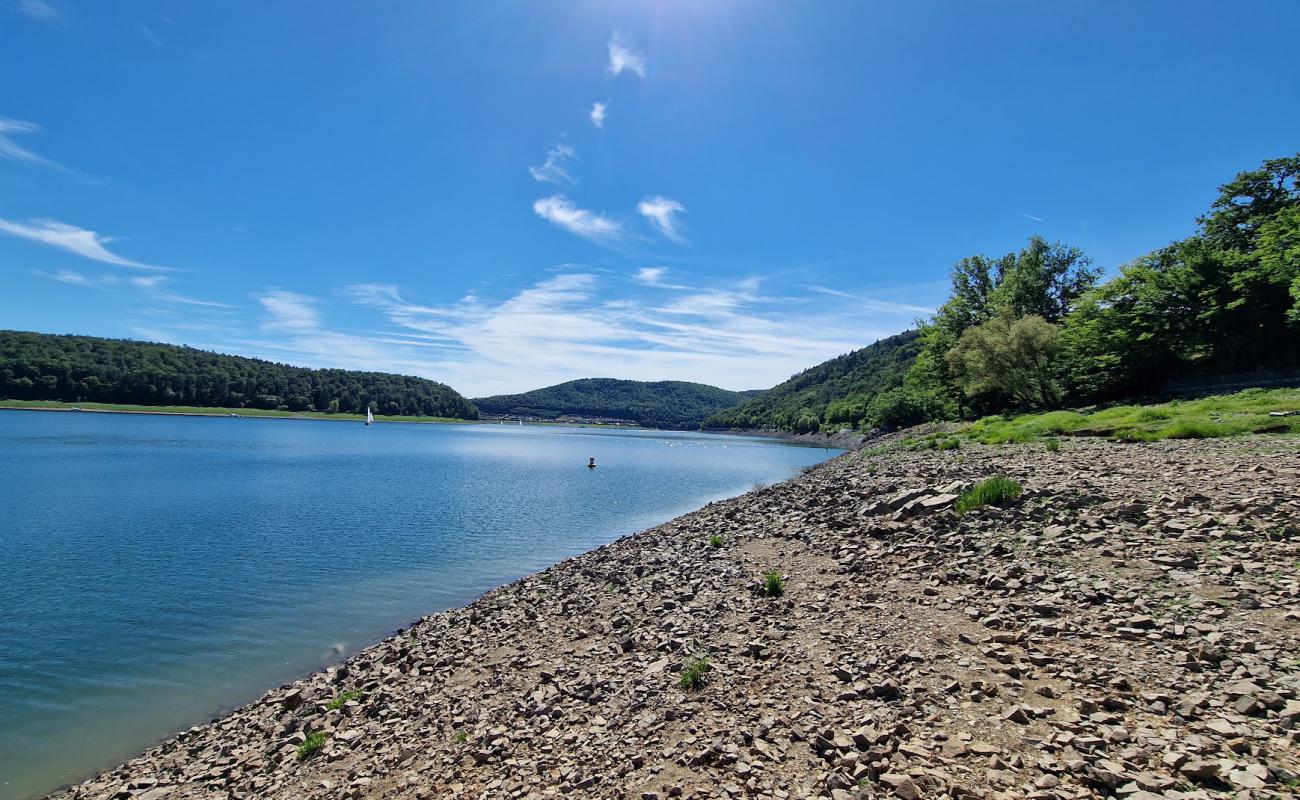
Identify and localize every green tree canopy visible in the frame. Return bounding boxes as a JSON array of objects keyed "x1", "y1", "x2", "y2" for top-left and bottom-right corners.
[{"x1": 946, "y1": 312, "x2": 1064, "y2": 409}]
